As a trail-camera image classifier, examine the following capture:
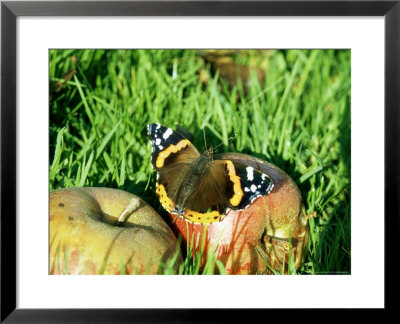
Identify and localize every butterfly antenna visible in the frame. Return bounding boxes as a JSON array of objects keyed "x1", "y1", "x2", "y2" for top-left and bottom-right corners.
[
  {"x1": 202, "y1": 116, "x2": 208, "y2": 150},
  {"x1": 213, "y1": 133, "x2": 237, "y2": 153}
]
